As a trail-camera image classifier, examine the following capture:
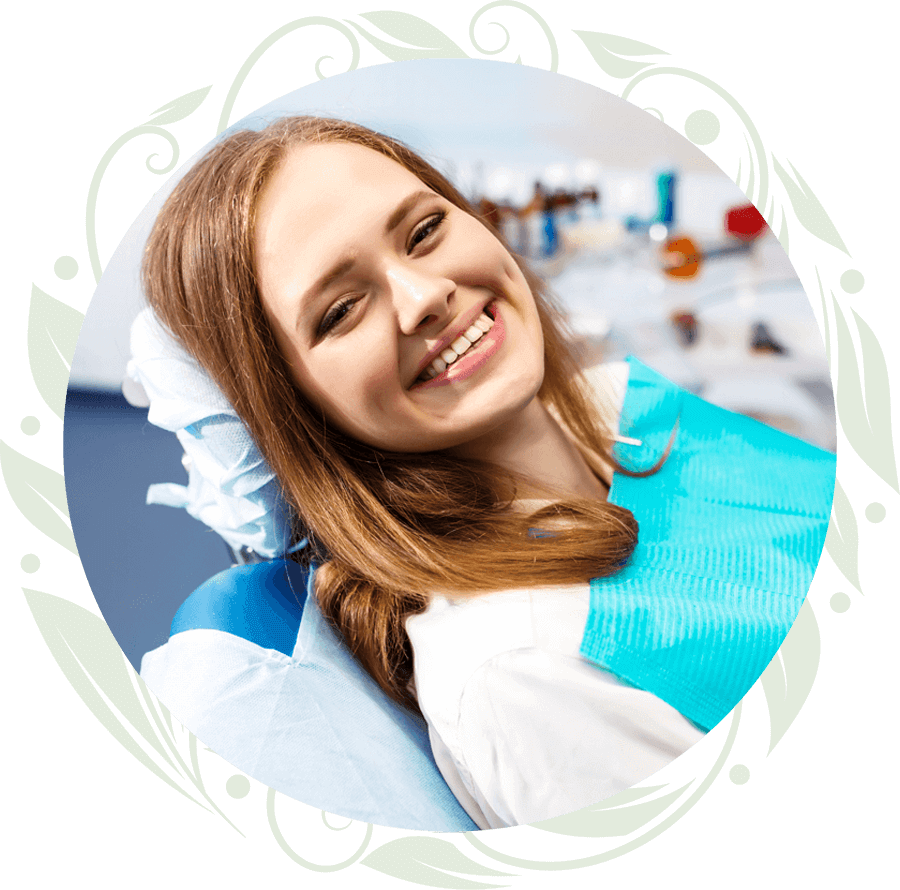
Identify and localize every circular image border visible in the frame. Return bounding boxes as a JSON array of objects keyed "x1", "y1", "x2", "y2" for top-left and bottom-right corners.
[{"x1": 5, "y1": 2, "x2": 891, "y2": 885}]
